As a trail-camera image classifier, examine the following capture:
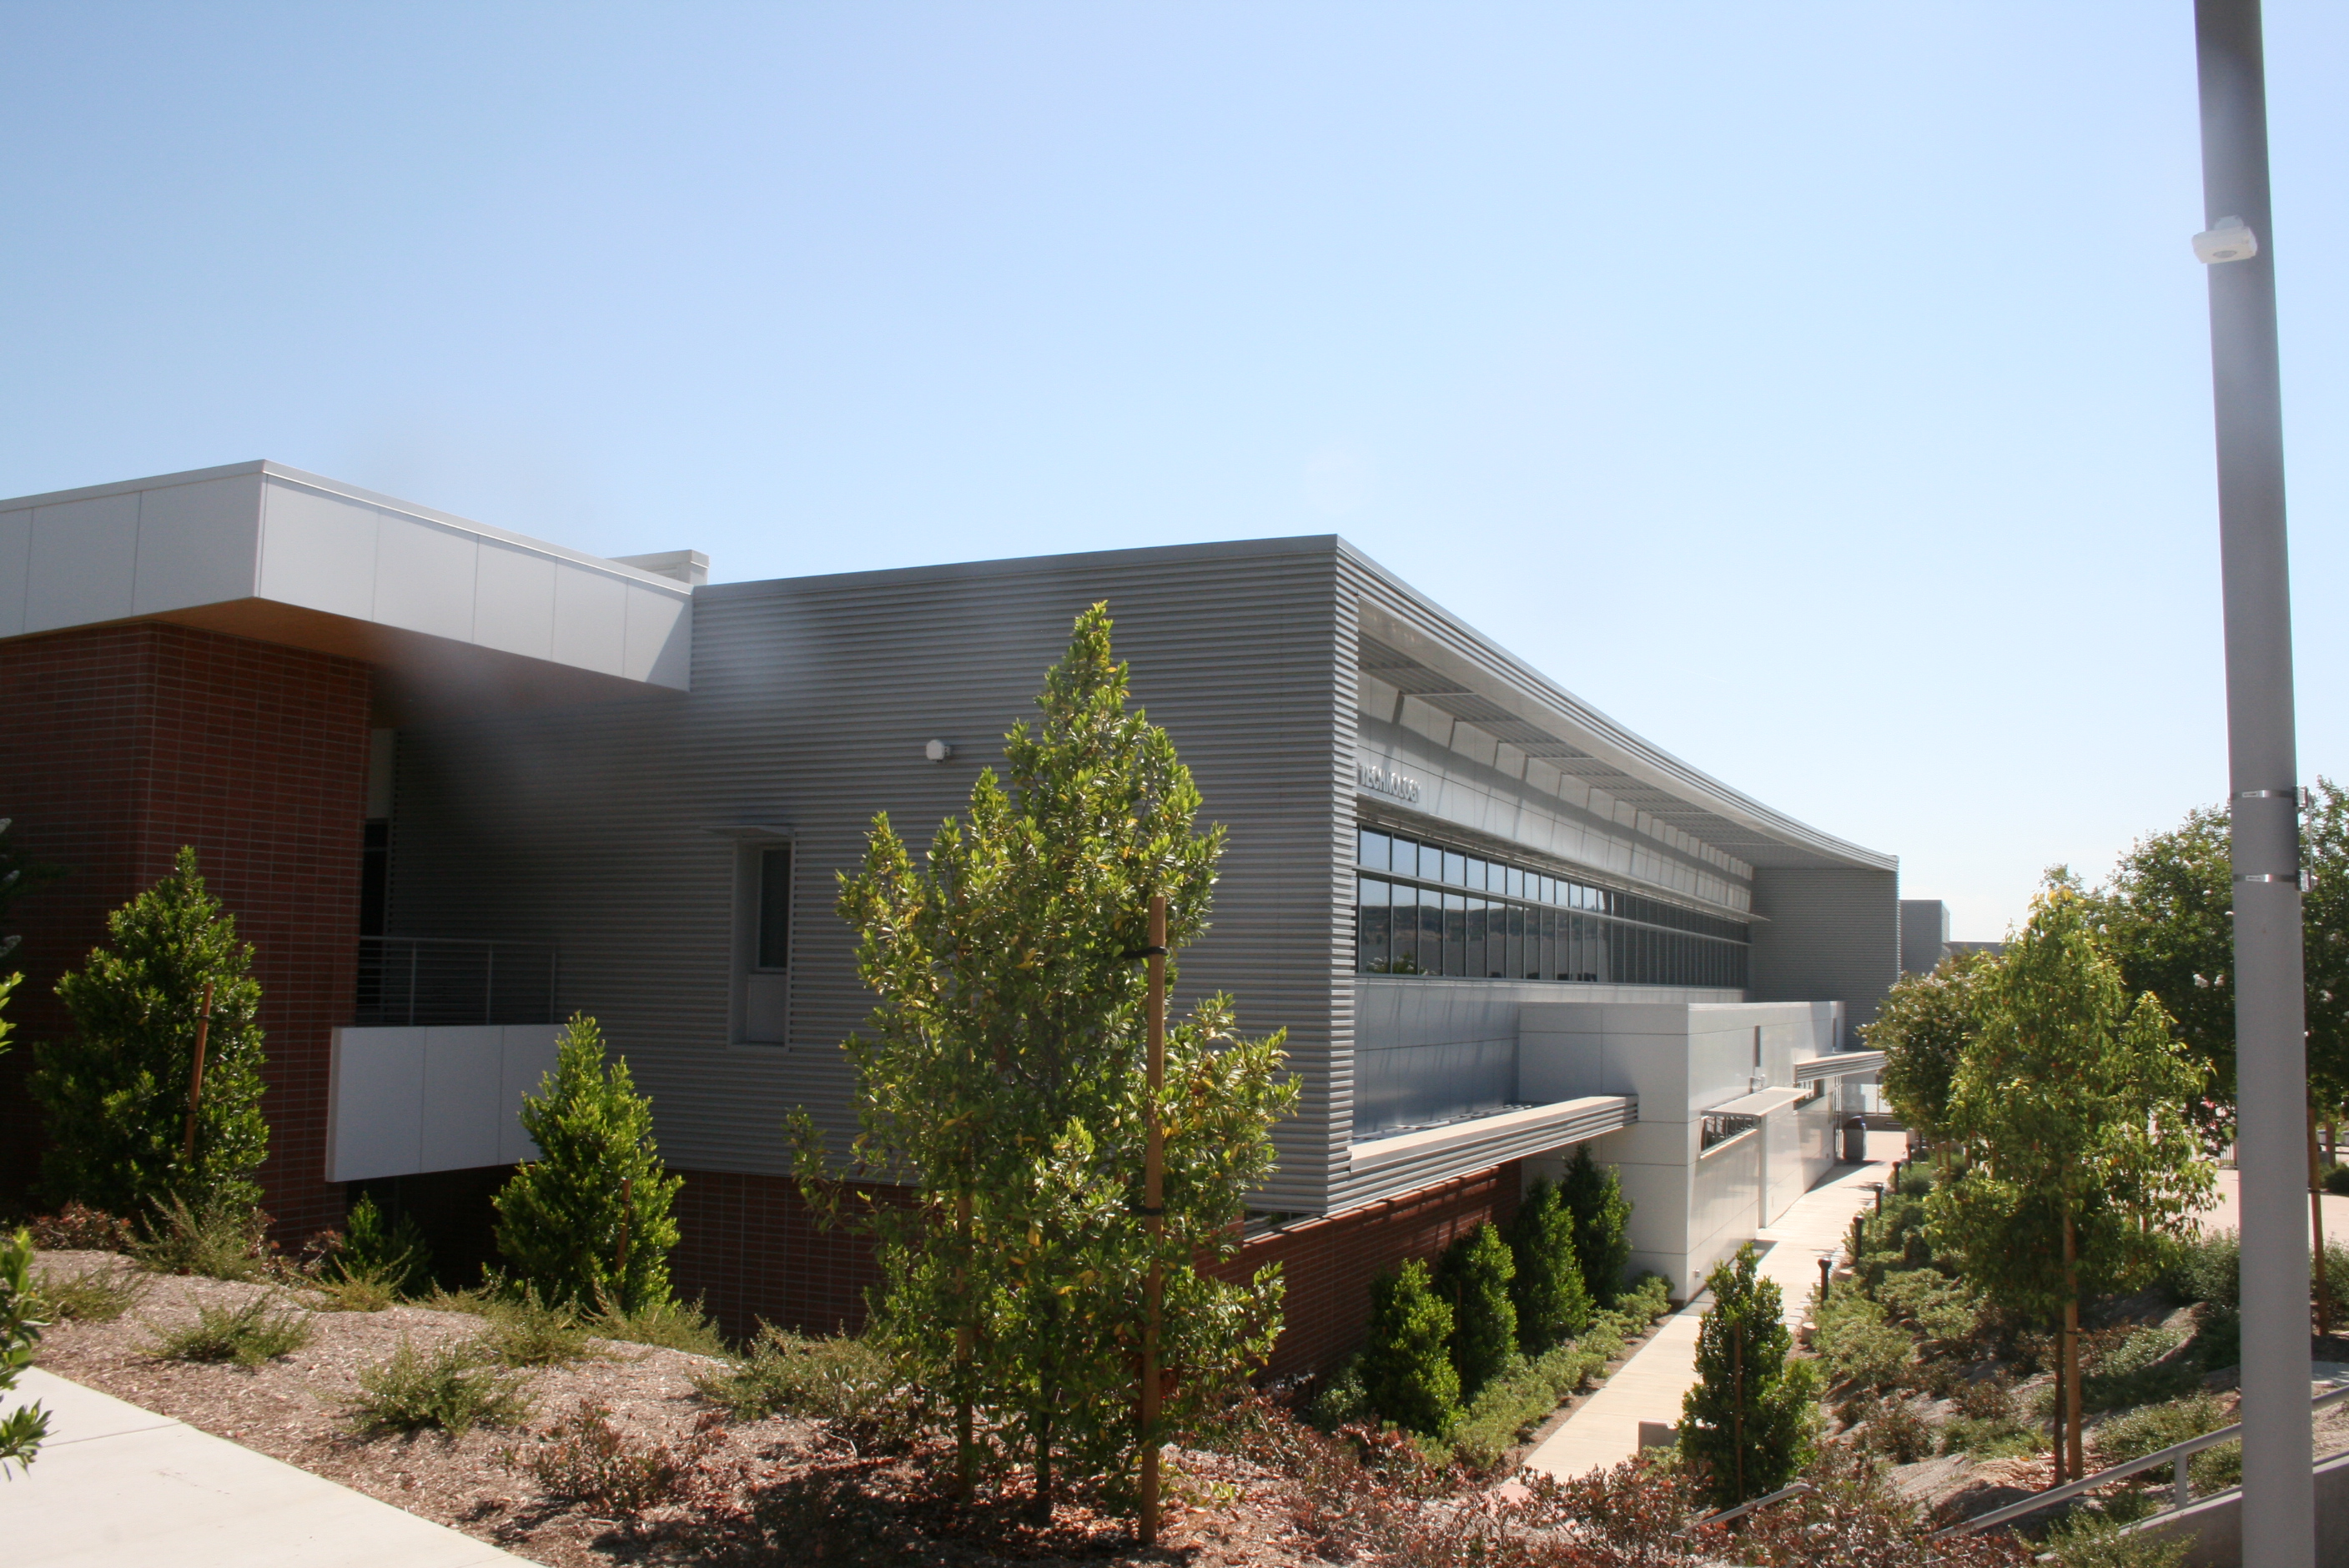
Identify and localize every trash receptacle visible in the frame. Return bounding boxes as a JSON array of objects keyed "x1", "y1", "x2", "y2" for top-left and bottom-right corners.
[{"x1": 1840, "y1": 1117, "x2": 1869, "y2": 1163}]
